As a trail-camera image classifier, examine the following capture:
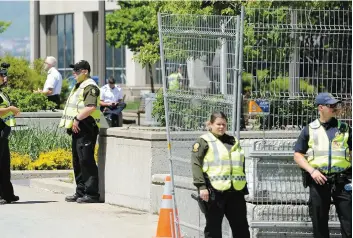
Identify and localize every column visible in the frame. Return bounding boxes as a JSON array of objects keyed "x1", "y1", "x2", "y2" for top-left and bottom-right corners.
[
  {"x1": 74, "y1": 12, "x2": 93, "y2": 67},
  {"x1": 125, "y1": 48, "x2": 146, "y2": 87}
]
